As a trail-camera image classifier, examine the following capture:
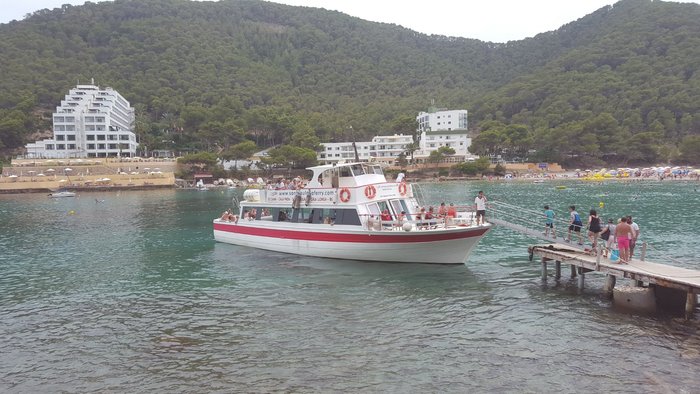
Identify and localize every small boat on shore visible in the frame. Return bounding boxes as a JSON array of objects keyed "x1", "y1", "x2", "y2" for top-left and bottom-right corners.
[
  {"x1": 48, "y1": 189, "x2": 76, "y2": 198},
  {"x1": 213, "y1": 162, "x2": 492, "y2": 264}
]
